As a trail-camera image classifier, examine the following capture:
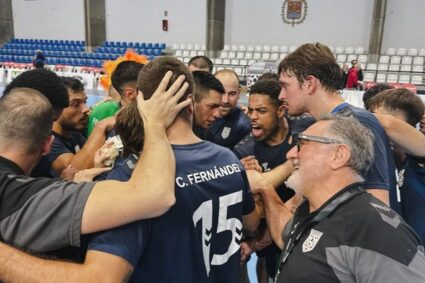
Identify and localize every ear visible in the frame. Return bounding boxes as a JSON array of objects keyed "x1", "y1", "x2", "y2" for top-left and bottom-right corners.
[
  {"x1": 304, "y1": 76, "x2": 318, "y2": 95},
  {"x1": 277, "y1": 104, "x2": 286, "y2": 118},
  {"x1": 330, "y1": 144, "x2": 351, "y2": 170},
  {"x1": 187, "y1": 93, "x2": 194, "y2": 114},
  {"x1": 41, "y1": 135, "x2": 55, "y2": 156},
  {"x1": 124, "y1": 87, "x2": 137, "y2": 101}
]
